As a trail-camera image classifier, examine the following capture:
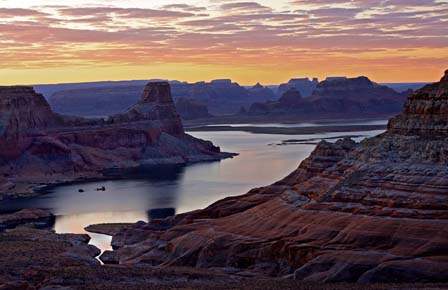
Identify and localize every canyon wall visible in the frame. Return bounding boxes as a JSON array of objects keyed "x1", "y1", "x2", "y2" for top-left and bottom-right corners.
[{"x1": 102, "y1": 71, "x2": 448, "y2": 283}]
